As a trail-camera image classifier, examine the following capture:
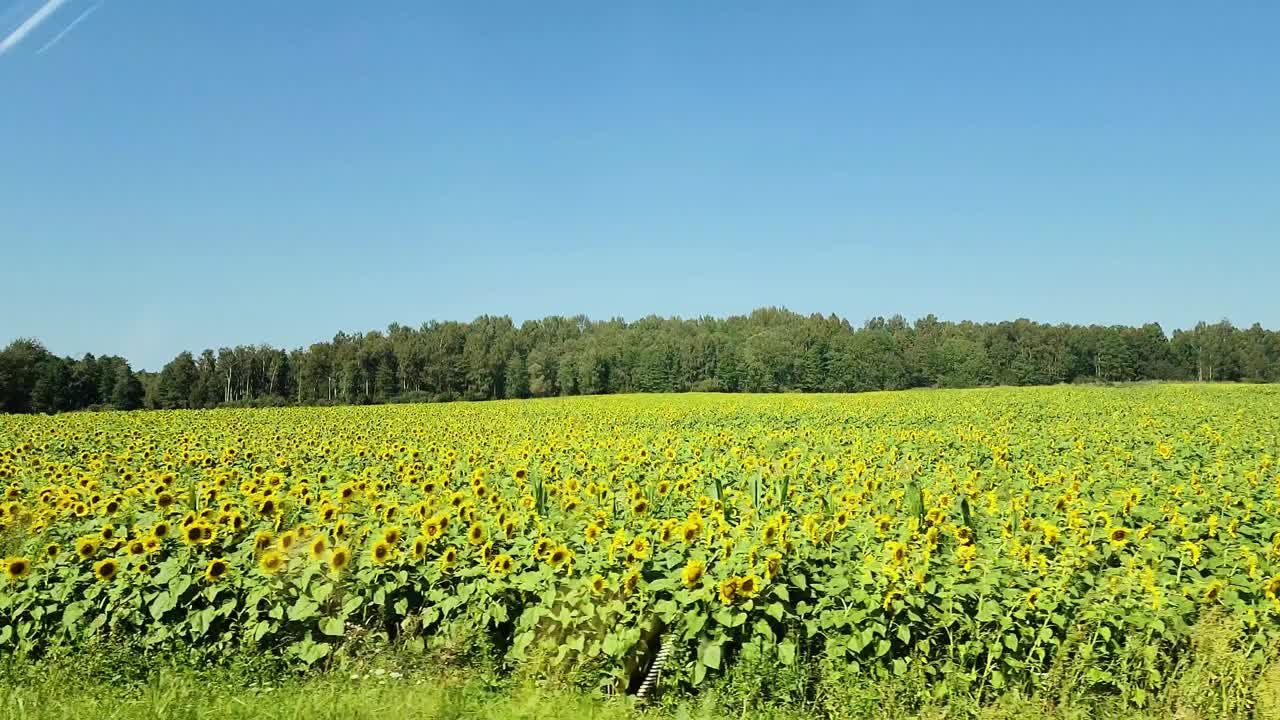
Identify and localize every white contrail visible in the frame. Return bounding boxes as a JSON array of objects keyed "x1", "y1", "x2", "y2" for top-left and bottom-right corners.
[
  {"x1": 35, "y1": 0, "x2": 99, "y2": 54},
  {"x1": 0, "y1": 0, "x2": 69, "y2": 56}
]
